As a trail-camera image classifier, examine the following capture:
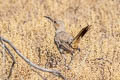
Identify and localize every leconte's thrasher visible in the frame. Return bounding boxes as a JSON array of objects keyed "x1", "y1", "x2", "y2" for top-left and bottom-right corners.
[{"x1": 44, "y1": 16, "x2": 91, "y2": 69}]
